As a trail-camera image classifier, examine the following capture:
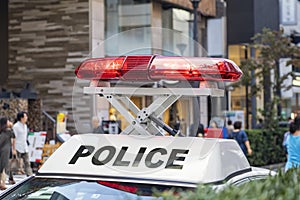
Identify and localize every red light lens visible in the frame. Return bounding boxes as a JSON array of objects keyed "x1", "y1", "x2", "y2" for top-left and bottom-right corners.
[
  {"x1": 75, "y1": 56, "x2": 153, "y2": 81},
  {"x1": 120, "y1": 55, "x2": 153, "y2": 80},
  {"x1": 98, "y1": 181, "x2": 138, "y2": 193},
  {"x1": 149, "y1": 56, "x2": 242, "y2": 81},
  {"x1": 75, "y1": 57, "x2": 125, "y2": 80},
  {"x1": 75, "y1": 55, "x2": 242, "y2": 82}
]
